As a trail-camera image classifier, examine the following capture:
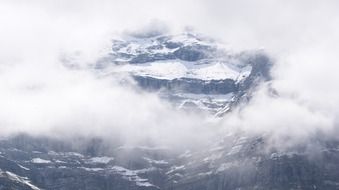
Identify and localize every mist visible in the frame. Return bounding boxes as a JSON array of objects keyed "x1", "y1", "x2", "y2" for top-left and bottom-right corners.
[{"x1": 1, "y1": 0, "x2": 339, "y2": 150}]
